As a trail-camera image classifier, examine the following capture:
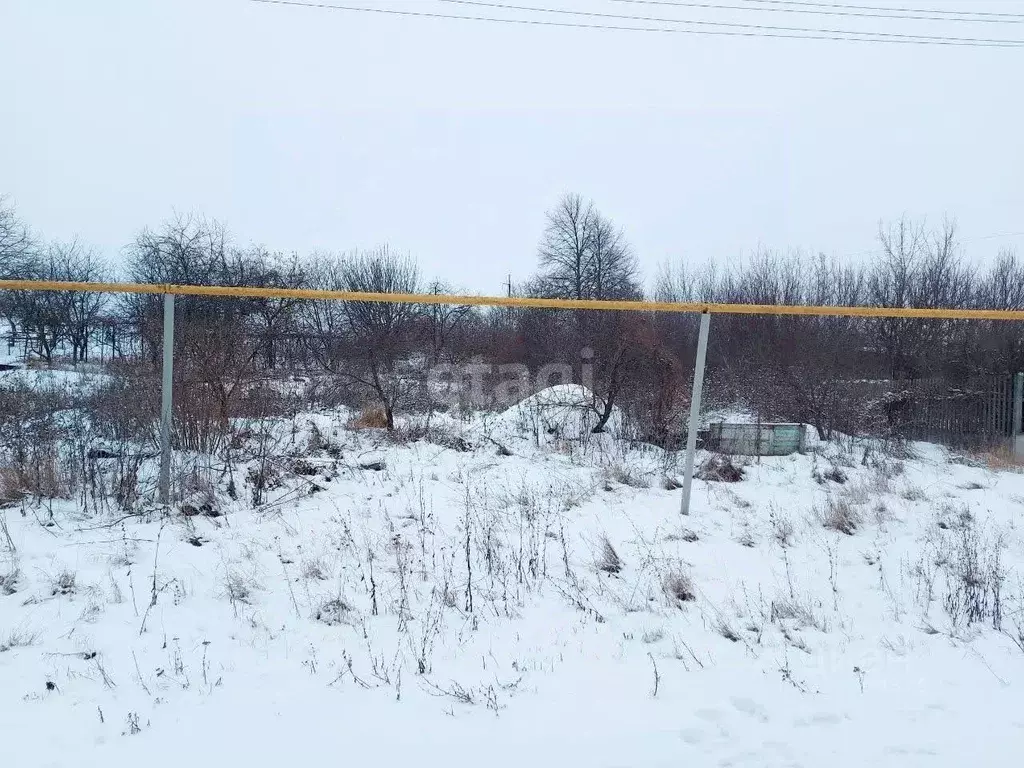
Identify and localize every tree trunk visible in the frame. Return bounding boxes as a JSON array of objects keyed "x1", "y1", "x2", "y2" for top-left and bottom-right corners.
[{"x1": 591, "y1": 391, "x2": 617, "y2": 433}]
